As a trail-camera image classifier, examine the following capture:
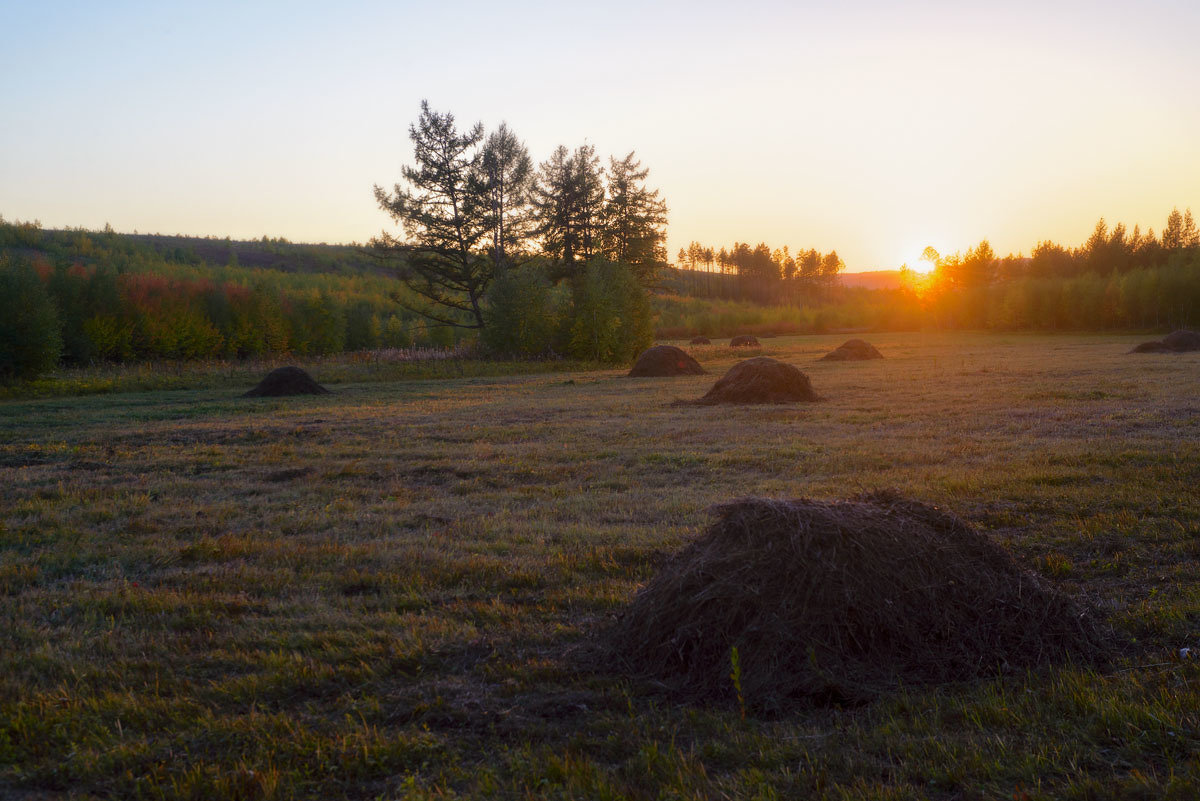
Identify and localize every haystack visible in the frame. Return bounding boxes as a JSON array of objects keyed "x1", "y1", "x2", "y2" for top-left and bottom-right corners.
[
  {"x1": 690, "y1": 335, "x2": 712, "y2": 345},
  {"x1": 629, "y1": 345, "x2": 706, "y2": 377},
  {"x1": 1131, "y1": 329, "x2": 1200, "y2": 353},
  {"x1": 611, "y1": 492, "x2": 1108, "y2": 709},
  {"x1": 691, "y1": 357, "x2": 818, "y2": 405},
  {"x1": 820, "y1": 338, "x2": 883, "y2": 361},
  {"x1": 243, "y1": 366, "x2": 331, "y2": 397},
  {"x1": 730, "y1": 335, "x2": 760, "y2": 347},
  {"x1": 1162, "y1": 329, "x2": 1200, "y2": 351}
]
